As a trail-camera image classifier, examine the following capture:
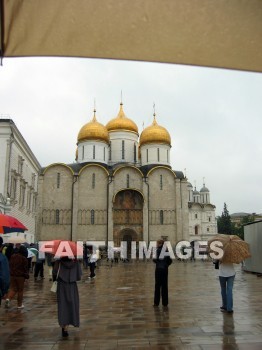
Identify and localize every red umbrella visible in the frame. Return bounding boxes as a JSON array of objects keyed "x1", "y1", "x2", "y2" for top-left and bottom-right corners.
[{"x1": 0, "y1": 213, "x2": 28, "y2": 234}]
